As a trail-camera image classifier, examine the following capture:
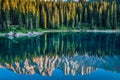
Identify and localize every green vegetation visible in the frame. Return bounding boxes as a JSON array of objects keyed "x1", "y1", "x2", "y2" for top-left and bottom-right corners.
[{"x1": 0, "y1": 0, "x2": 120, "y2": 31}]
